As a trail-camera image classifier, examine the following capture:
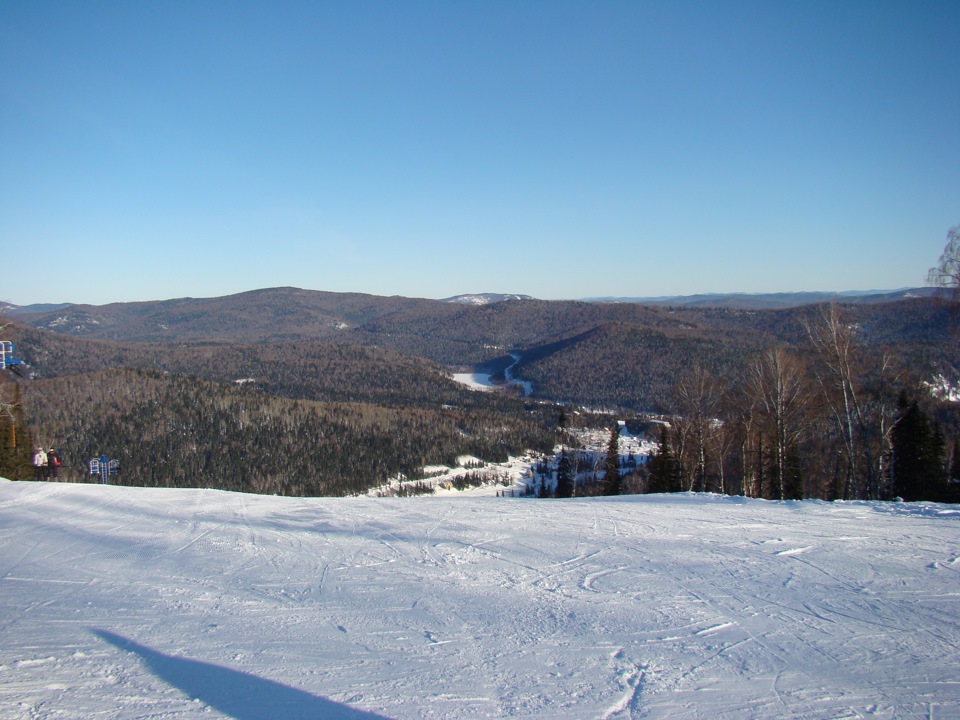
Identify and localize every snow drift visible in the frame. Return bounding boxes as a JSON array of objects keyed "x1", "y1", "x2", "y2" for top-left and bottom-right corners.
[{"x1": 1, "y1": 480, "x2": 958, "y2": 719}]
